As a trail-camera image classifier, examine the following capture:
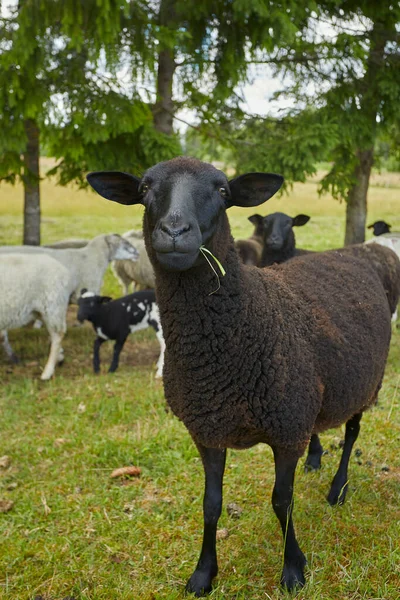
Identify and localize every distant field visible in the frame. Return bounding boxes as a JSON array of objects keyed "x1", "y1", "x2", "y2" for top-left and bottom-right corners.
[{"x1": 0, "y1": 167, "x2": 399, "y2": 600}]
